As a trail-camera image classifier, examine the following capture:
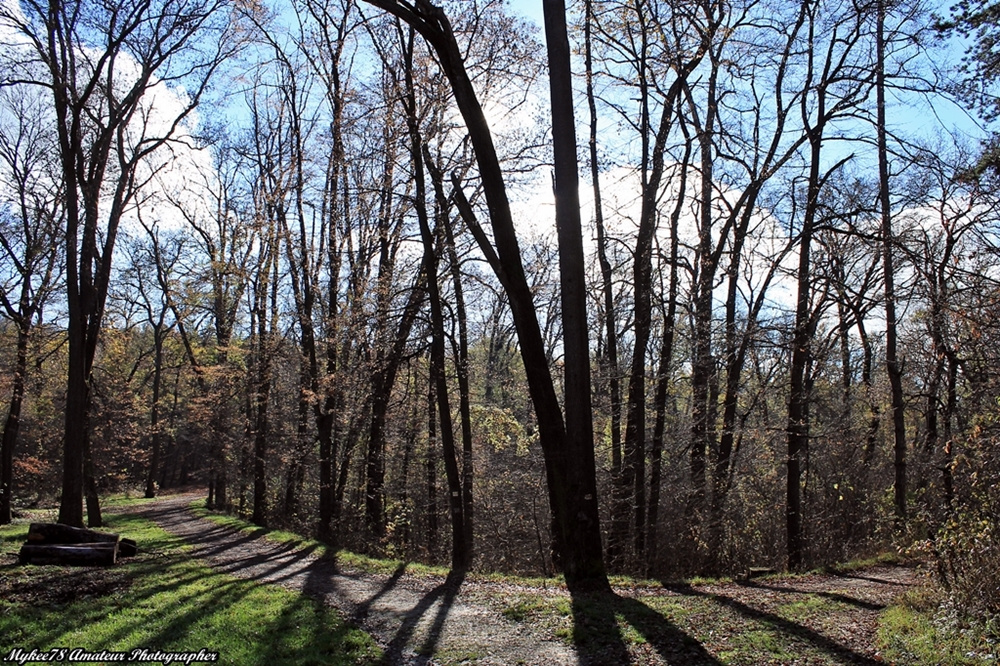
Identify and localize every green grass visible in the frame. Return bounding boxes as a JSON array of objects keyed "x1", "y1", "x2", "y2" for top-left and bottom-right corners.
[
  {"x1": 877, "y1": 587, "x2": 999, "y2": 665},
  {"x1": 0, "y1": 513, "x2": 381, "y2": 665},
  {"x1": 10, "y1": 498, "x2": 971, "y2": 666},
  {"x1": 777, "y1": 594, "x2": 837, "y2": 620},
  {"x1": 500, "y1": 595, "x2": 556, "y2": 622},
  {"x1": 722, "y1": 628, "x2": 796, "y2": 662},
  {"x1": 817, "y1": 550, "x2": 906, "y2": 575}
]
